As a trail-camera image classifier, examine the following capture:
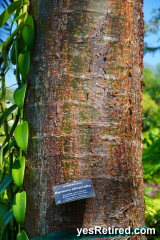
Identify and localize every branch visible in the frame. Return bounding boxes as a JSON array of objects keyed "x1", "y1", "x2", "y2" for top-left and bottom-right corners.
[{"x1": 144, "y1": 45, "x2": 160, "y2": 54}]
